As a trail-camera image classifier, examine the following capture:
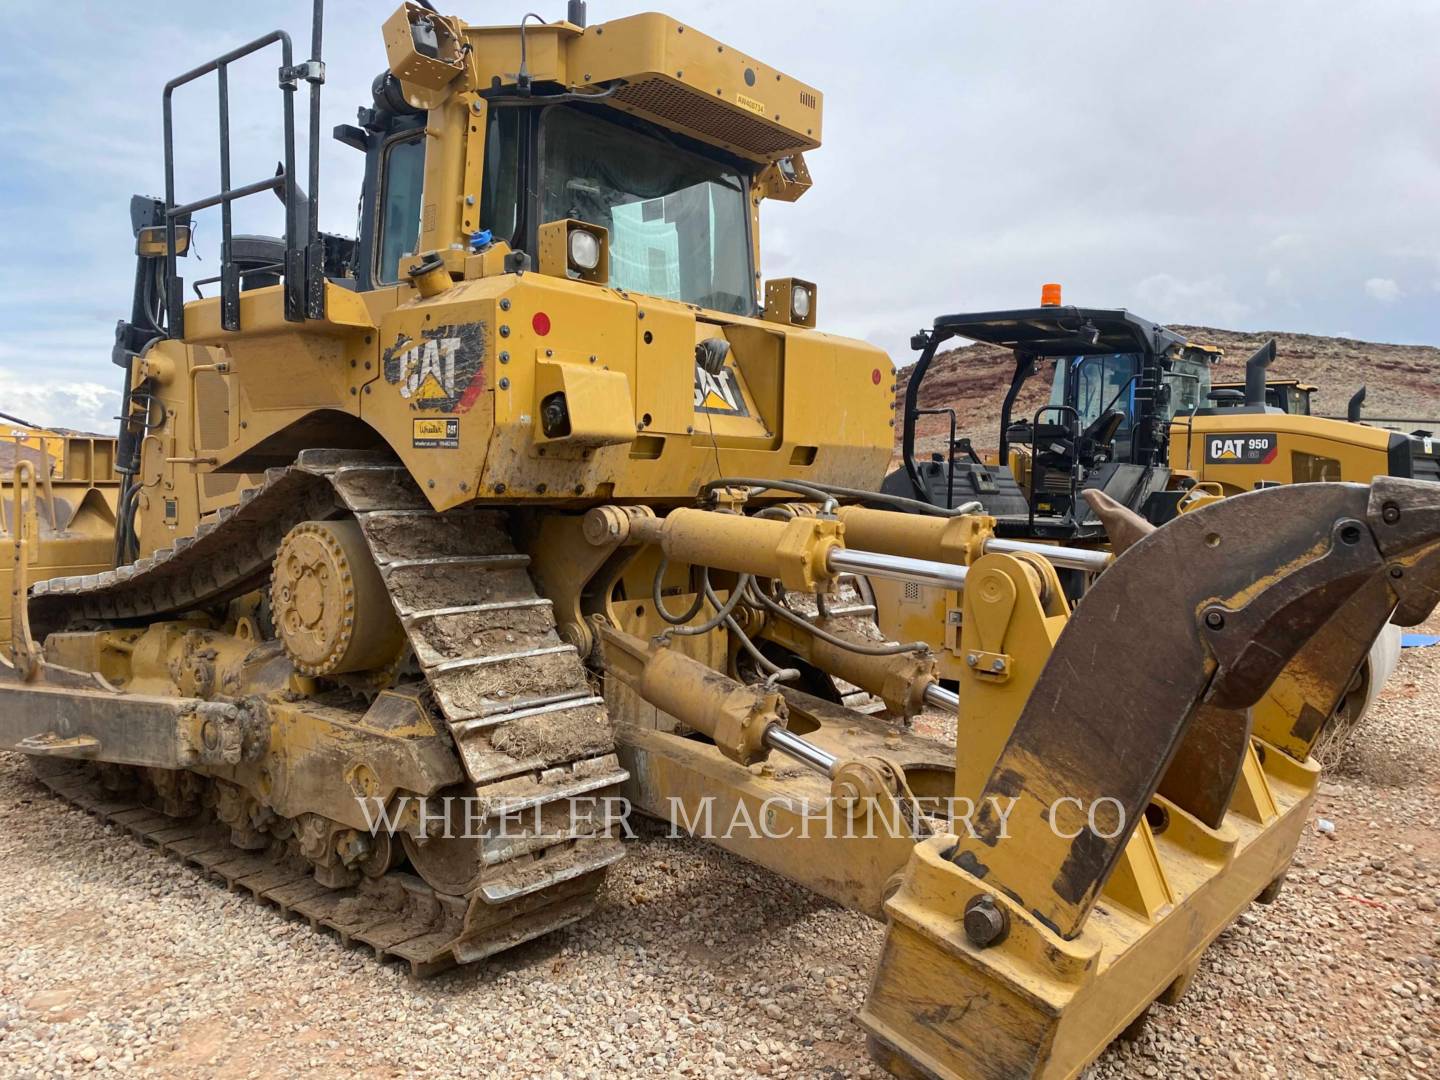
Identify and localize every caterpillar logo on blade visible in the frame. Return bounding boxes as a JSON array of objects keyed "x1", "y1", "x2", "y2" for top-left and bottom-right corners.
[
  {"x1": 1205, "y1": 433, "x2": 1278, "y2": 465},
  {"x1": 694, "y1": 363, "x2": 750, "y2": 417}
]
